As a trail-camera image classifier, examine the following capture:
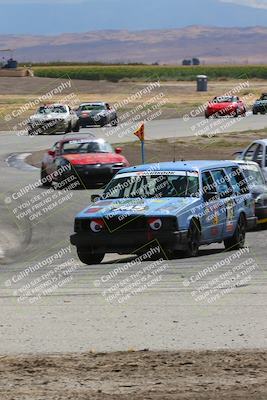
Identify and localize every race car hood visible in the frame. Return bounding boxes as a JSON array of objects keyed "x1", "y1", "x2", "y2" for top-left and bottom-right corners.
[
  {"x1": 254, "y1": 100, "x2": 267, "y2": 105},
  {"x1": 31, "y1": 112, "x2": 67, "y2": 121},
  {"x1": 208, "y1": 102, "x2": 236, "y2": 110},
  {"x1": 80, "y1": 110, "x2": 107, "y2": 117},
  {"x1": 62, "y1": 153, "x2": 126, "y2": 165},
  {"x1": 77, "y1": 196, "x2": 201, "y2": 219}
]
